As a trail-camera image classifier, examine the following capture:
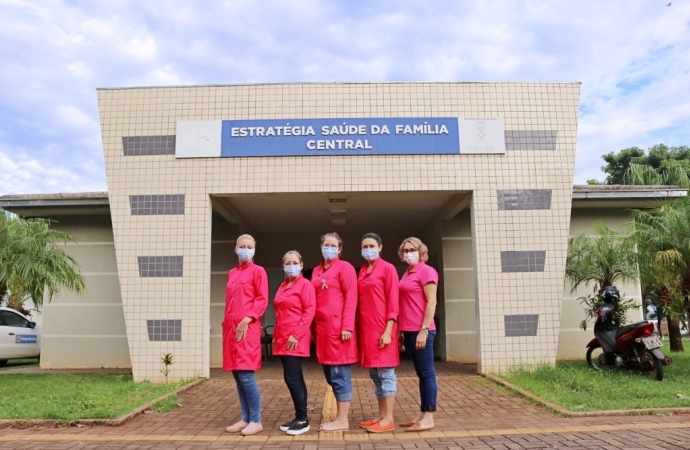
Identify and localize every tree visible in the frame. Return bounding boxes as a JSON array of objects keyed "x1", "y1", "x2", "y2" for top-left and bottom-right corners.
[
  {"x1": 0, "y1": 212, "x2": 85, "y2": 316},
  {"x1": 624, "y1": 163, "x2": 690, "y2": 188},
  {"x1": 565, "y1": 224, "x2": 640, "y2": 330},
  {"x1": 594, "y1": 145, "x2": 690, "y2": 185},
  {"x1": 632, "y1": 196, "x2": 690, "y2": 352}
]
